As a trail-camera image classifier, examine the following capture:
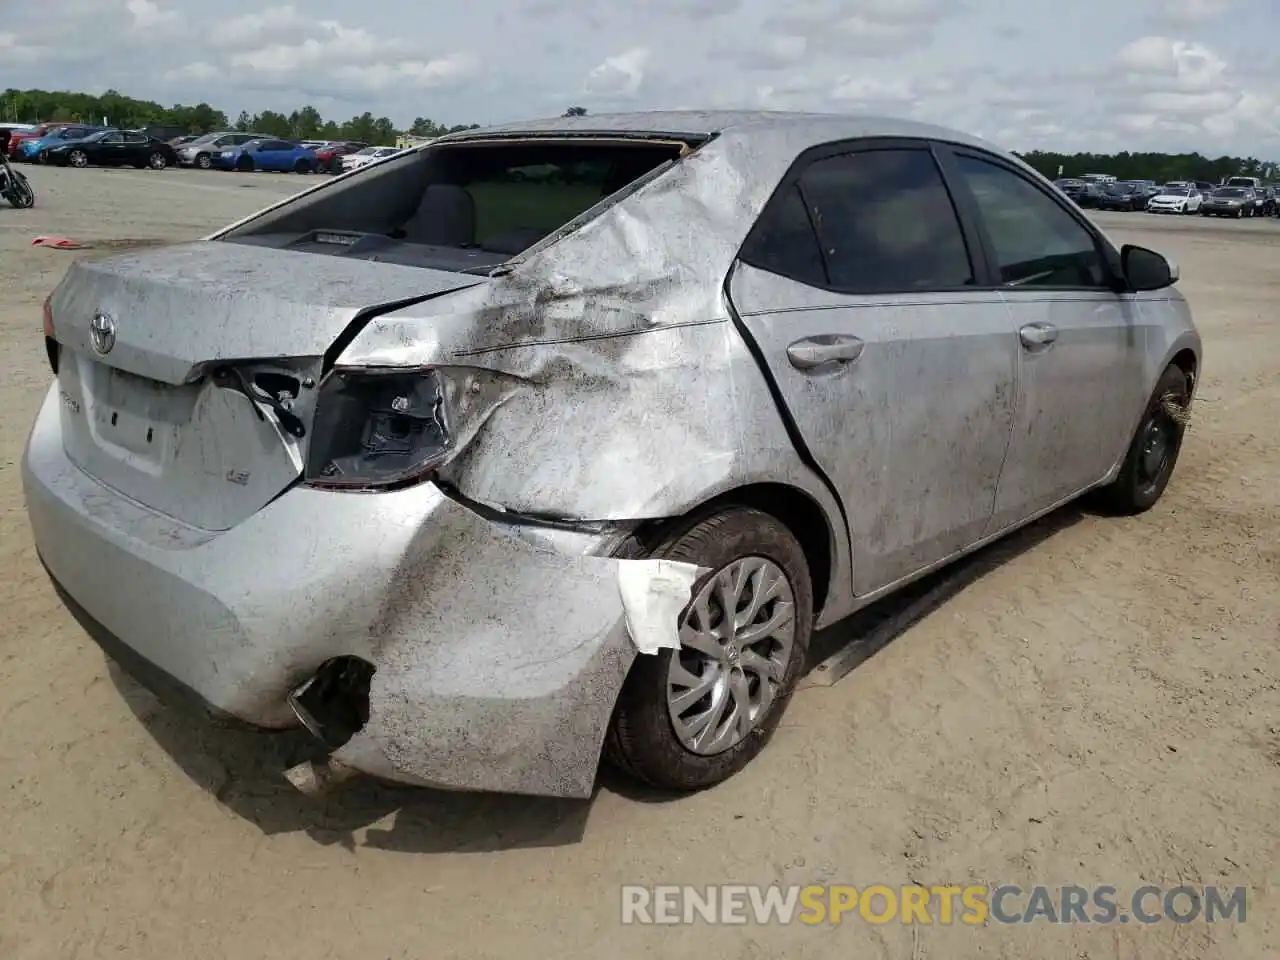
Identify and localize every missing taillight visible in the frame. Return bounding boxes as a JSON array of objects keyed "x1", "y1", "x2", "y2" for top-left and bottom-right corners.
[
  {"x1": 42, "y1": 295, "x2": 59, "y2": 374},
  {"x1": 303, "y1": 367, "x2": 452, "y2": 490}
]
